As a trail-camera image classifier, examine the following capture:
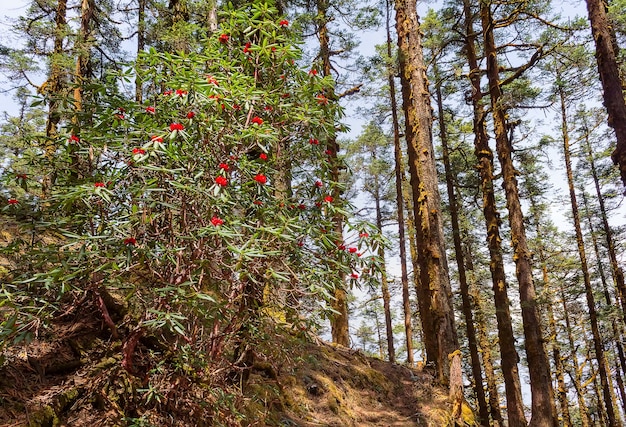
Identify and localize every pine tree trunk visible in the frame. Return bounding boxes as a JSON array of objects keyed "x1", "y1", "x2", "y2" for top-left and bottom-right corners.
[
  {"x1": 562, "y1": 287, "x2": 593, "y2": 427},
  {"x1": 480, "y1": 3, "x2": 556, "y2": 425},
  {"x1": 385, "y1": 0, "x2": 413, "y2": 367},
  {"x1": 374, "y1": 170, "x2": 395, "y2": 363},
  {"x1": 560, "y1": 84, "x2": 618, "y2": 426},
  {"x1": 581, "y1": 188, "x2": 626, "y2": 420},
  {"x1": 461, "y1": 1, "x2": 525, "y2": 423},
  {"x1": 394, "y1": 0, "x2": 459, "y2": 384},
  {"x1": 43, "y1": 0, "x2": 68, "y2": 196},
  {"x1": 582, "y1": 127, "x2": 626, "y2": 325},
  {"x1": 316, "y1": 0, "x2": 349, "y2": 346},
  {"x1": 585, "y1": 0, "x2": 626, "y2": 187},
  {"x1": 434, "y1": 73, "x2": 488, "y2": 425}
]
